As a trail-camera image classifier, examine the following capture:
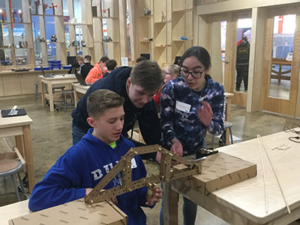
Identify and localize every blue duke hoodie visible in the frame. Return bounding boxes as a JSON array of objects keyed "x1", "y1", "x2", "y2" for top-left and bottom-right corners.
[{"x1": 29, "y1": 129, "x2": 151, "y2": 225}]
